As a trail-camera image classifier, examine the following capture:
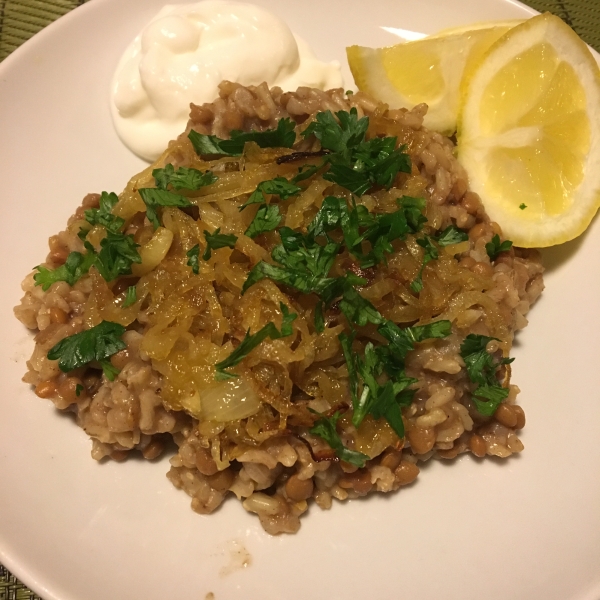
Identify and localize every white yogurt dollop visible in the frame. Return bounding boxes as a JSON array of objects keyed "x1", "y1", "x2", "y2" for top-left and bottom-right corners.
[{"x1": 111, "y1": 1, "x2": 343, "y2": 161}]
